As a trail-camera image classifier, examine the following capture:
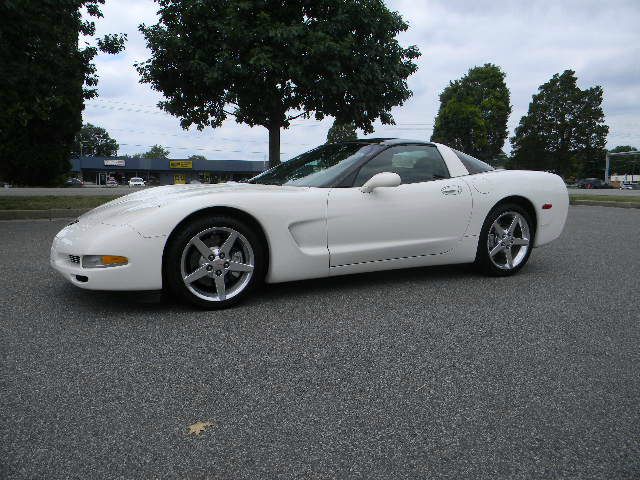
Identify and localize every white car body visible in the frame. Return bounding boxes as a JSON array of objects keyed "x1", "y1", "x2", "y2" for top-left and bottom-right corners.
[
  {"x1": 129, "y1": 177, "x2": 145, "y2": 187},
  {"x1": 51, "y1": 142, "x2": 569, "y2": 292}
]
